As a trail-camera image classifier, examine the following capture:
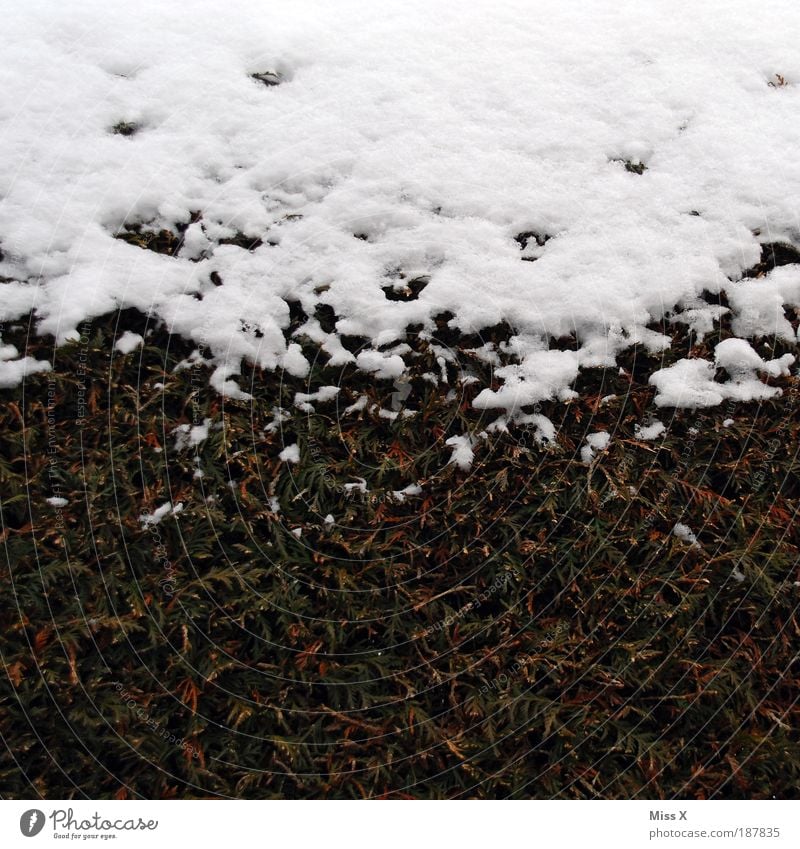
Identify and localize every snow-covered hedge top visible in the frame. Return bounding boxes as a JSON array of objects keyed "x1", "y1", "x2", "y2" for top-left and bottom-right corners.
[{"x1": 1, "y1": 0, "x2": 799, "y2": 408}]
